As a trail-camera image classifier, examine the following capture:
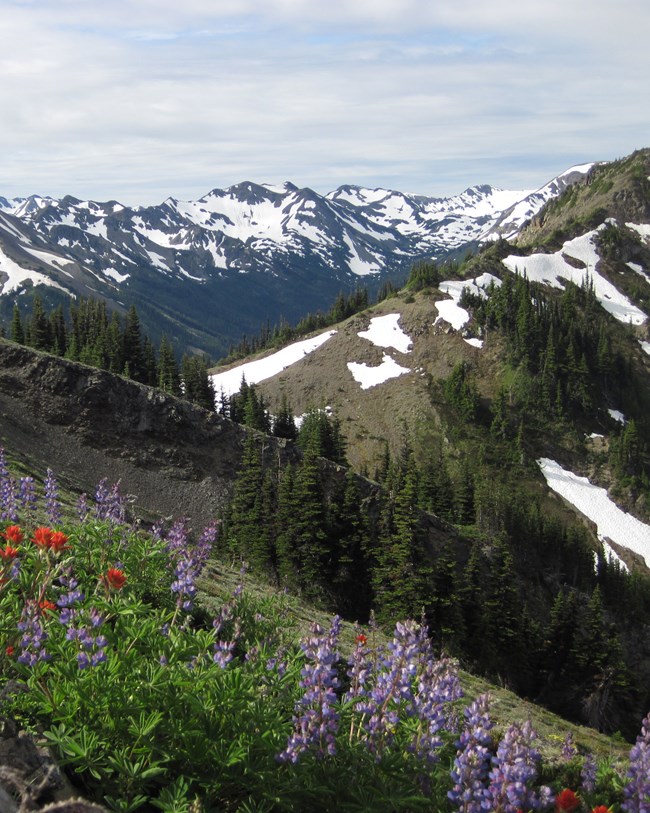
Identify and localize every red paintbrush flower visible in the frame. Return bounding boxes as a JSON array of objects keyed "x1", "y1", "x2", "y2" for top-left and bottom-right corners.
[
  {"x1": 48, "y1": 531, "x2": 70, "y2": 553},
  {"x1": 0, "y1": 544, "x2": 19, "y2": 561},
  {"x1": 104, "y1": 568, "x2": 127, "y2": 590},
  {"x1": 591, "y1": 807, "x2": 611, "y2": 813},
  {"x1": 32, "y1": 527, "x2": 53, "y2": 548},
  {"x1": 3, "y1": 525, "x2": 23, "y2": 544},
  {"x1": 556, "y1": 789, "x2": 580, "y2": 812},
  {"x1": 39, "y1": 599, "x2": 57, "y2": 613}
]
